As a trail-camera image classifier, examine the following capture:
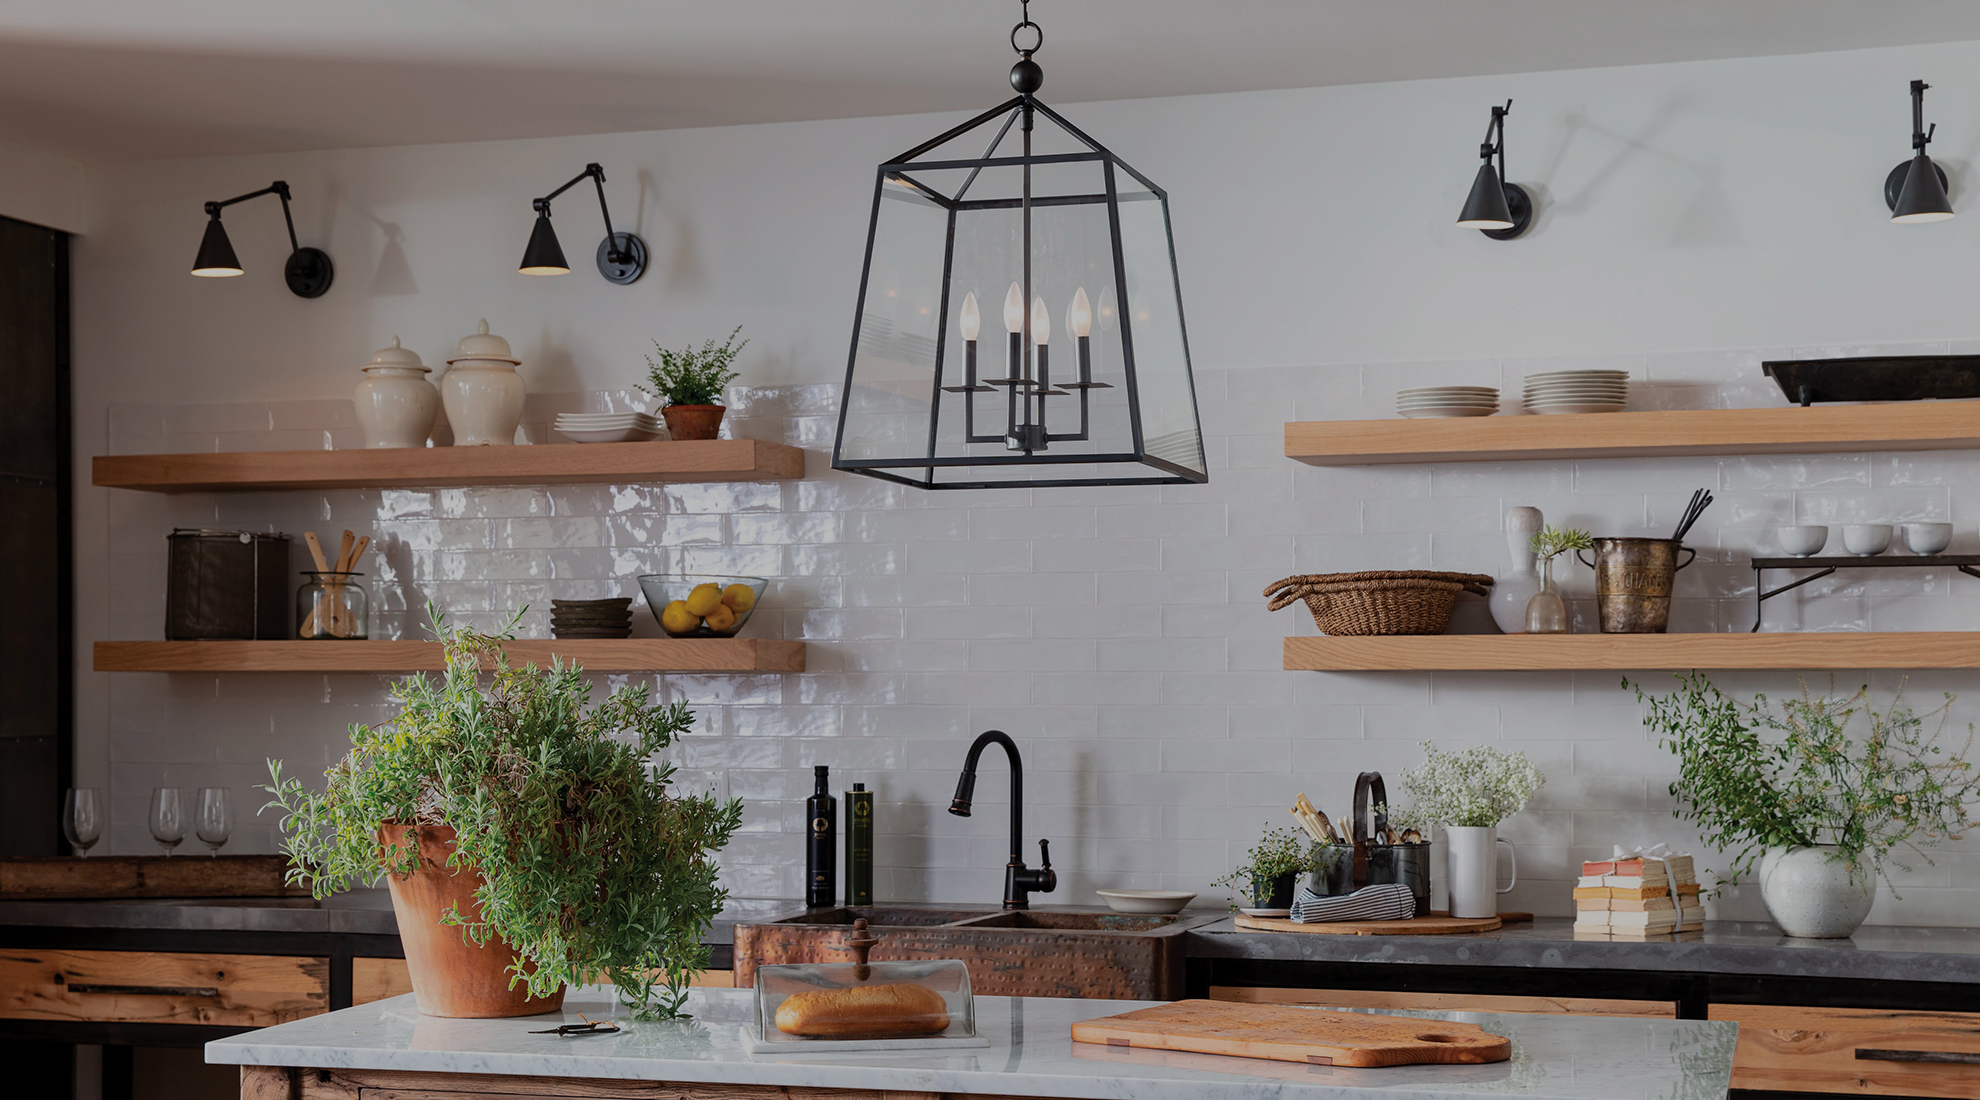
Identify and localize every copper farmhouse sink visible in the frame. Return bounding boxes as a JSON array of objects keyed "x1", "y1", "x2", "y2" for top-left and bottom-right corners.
[{"x1": 731, "y1": 905, "x2": 1216, "y2": 1000}]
